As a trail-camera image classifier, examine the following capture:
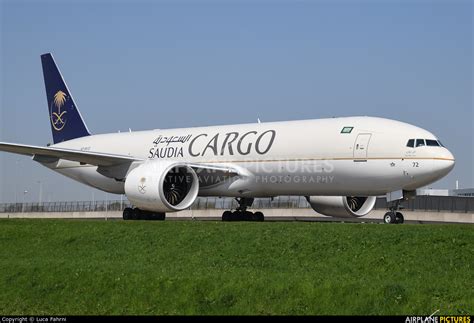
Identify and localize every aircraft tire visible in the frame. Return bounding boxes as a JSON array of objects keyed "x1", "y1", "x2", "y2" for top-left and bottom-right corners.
[
  {"x1": 383, "y1": 212, "x2": 396, "y2": 224},
  {"x1": 133, "y1": 208, "x2": 141, "y2": 220},
  {"x1": 243, "y1": 211, "x2": 253, "y2": 221},
  {"x1": 233, "y1": 211, "x2": 244, "y2": 221},
  {"x1": 395, "y1": 212, "x2": 404, "y2": 224},
  {"x1": 222, "y1": 211, "x2": 232, "y2": 221},
  {"x1": 123, "y1": 207, "x2": 133, "y2": 220},
  {"x1": 254, "y1": 211, "x2": 264, "y2": 222}
]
